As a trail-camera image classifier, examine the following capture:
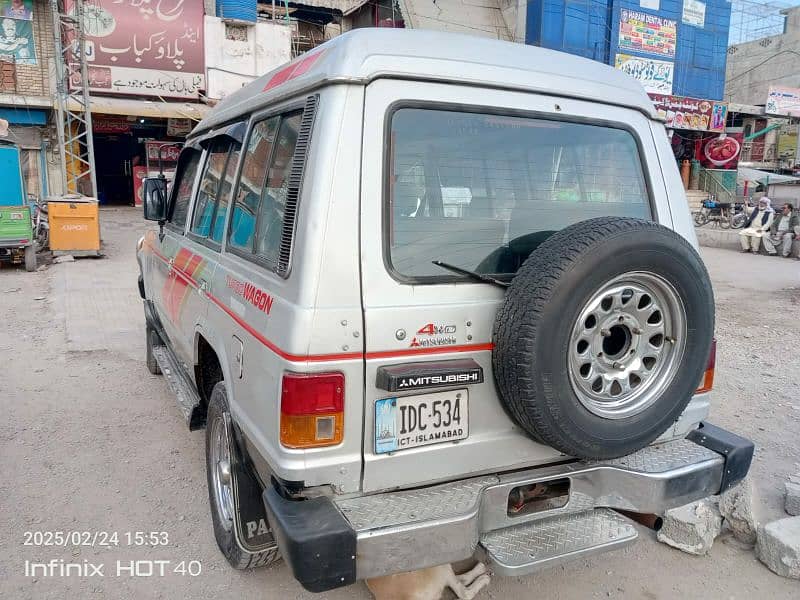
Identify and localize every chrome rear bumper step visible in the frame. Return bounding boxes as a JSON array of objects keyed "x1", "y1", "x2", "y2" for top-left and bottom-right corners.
[
  {"x1": 479, "y1": 508, "x2": 638, "y2": 576},
  {"x1": 264, "y1": 424, "x2": 753, "y2": 592},
  {"x1": 333, "y1": 437, "x2": 727, "y2": 580}
]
